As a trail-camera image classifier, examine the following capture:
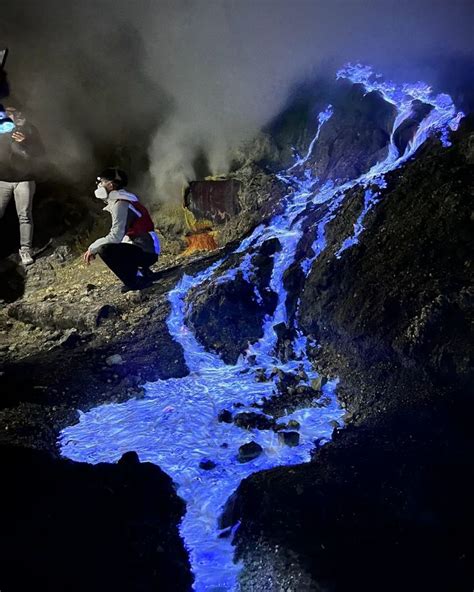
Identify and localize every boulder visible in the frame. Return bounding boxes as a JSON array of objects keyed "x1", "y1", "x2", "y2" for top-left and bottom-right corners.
[{"x1": 237, "y1": 441, "x2": 263, "y2": 463}]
